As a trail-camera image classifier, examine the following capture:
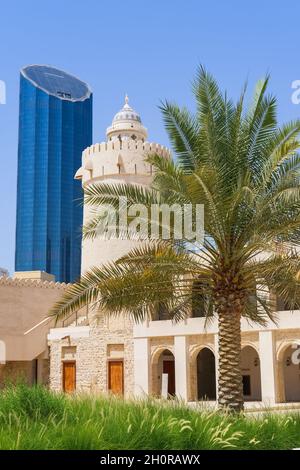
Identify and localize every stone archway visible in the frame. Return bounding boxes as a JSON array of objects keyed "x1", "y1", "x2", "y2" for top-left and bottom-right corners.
[
  {"x1": 196, "y1": 347, "x2": 216, "y2": 400},
  {"x1": 151, "y1": 349, "x2": 175, "y2": 397},
  {"x1": 280, "y1": 344, "x2": 300, "y2": 402},
  {"x1": 241, "y1": 345, "x2": 262, "y2": 401}
]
